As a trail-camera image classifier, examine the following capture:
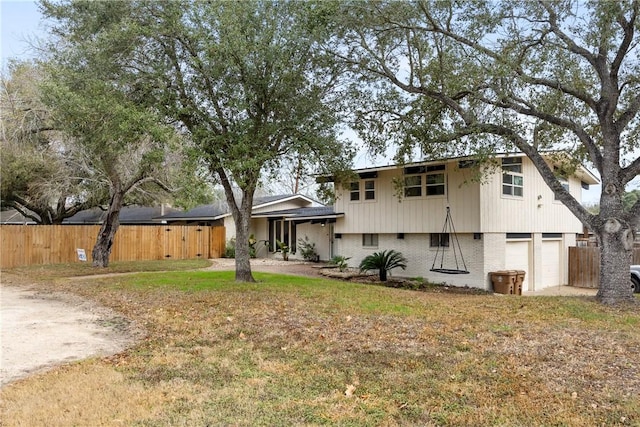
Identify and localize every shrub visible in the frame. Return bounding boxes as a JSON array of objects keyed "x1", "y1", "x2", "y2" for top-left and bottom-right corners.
[
  {"x1": 359, "y1": 249, "x2": 408, "y2": 282},
  {"x1": 224, "y1": 238, "x2": 236, "y2": 258},
  {"x1": 329, "y1": 255, "x2": 351, "y2": 272},
  {"x1": 297, "y1": 235, "x2": 318, "y2": 261},
  {"x1": 276, "y1": 240, "x2": 290, "y2": 260}
]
